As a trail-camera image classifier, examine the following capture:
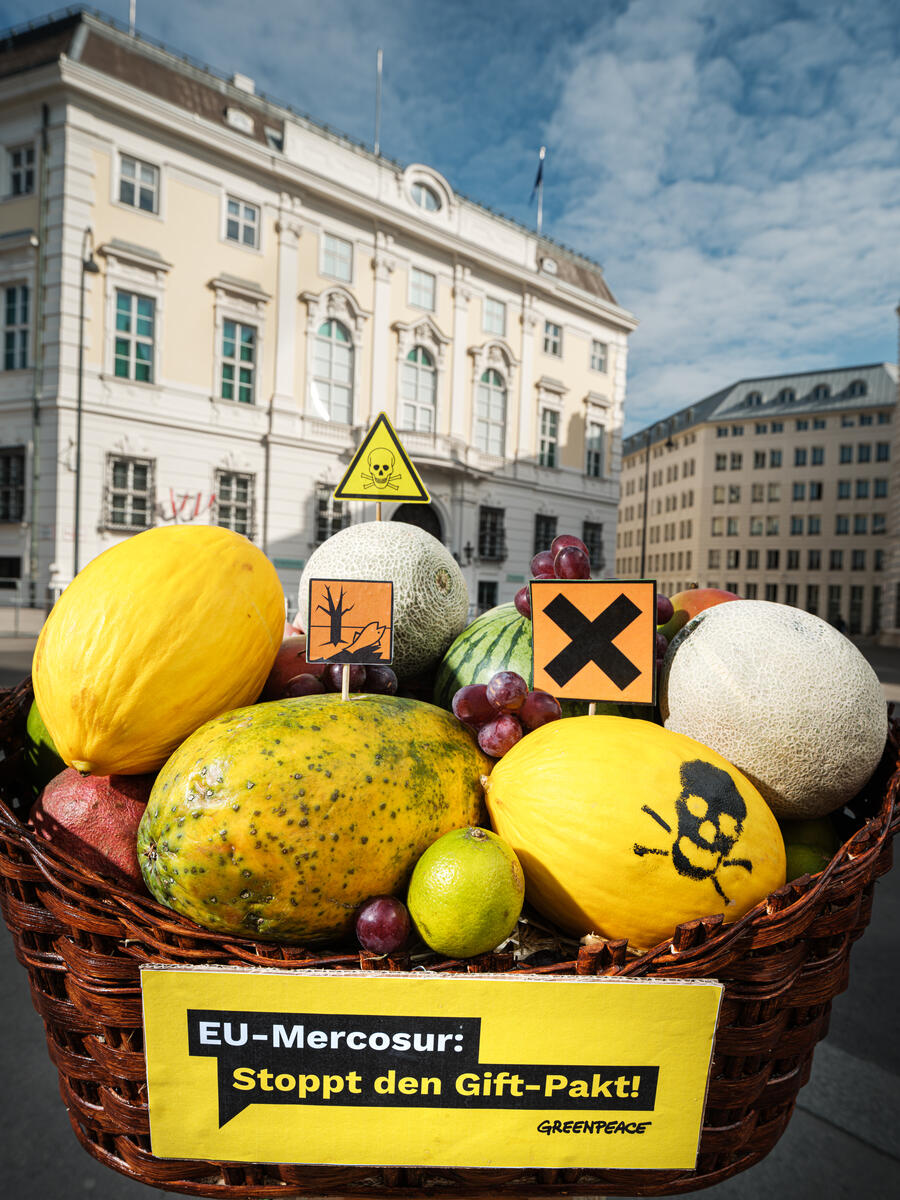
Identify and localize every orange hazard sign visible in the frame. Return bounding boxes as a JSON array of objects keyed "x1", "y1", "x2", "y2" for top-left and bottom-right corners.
[
  {"x1": 333, "y1": 413, "x2": 430, "y2": 503},
  {"x1": 530, "y1": 579, "x2": 658, "y2": 705},
  {"x1": 306, "y1": 579, "x2": 394, "y2": 665}
]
